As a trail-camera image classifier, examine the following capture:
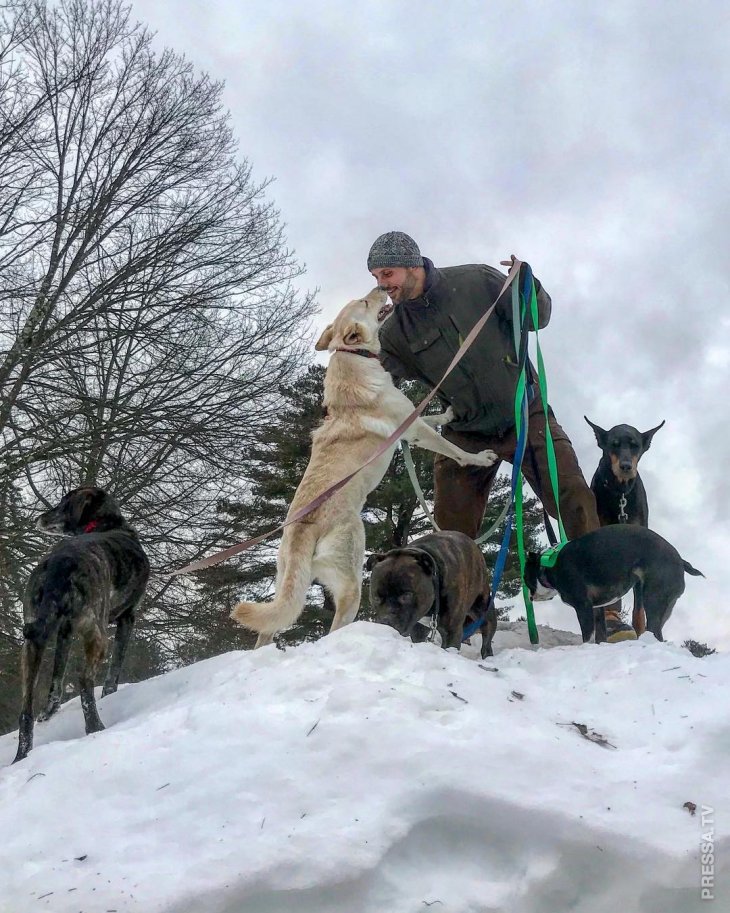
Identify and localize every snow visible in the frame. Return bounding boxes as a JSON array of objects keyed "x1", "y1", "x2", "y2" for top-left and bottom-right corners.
[{"x1": 1, "y1": 620, "x2": 728, "y2": 912}]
